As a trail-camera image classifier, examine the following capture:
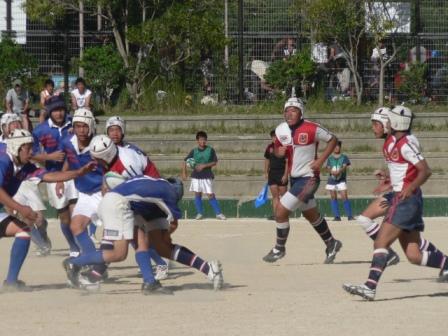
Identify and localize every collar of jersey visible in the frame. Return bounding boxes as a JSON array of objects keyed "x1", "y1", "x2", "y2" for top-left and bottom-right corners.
[{"x1": 70, "y1": 134, "x2": 90, "y2": 155}]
